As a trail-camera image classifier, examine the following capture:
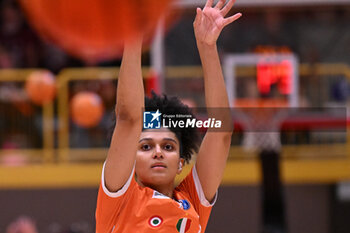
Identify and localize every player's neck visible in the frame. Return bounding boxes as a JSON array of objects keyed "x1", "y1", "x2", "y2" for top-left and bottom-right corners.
[
  {"x1": 138, "y1": 180, "x2": 174, "y2": 198},
  {"x1": 154, "y1": 185, "x2": 174, "y2": 199}
]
